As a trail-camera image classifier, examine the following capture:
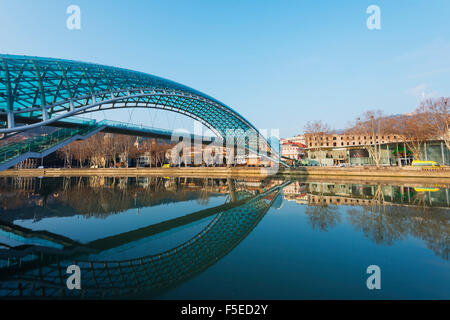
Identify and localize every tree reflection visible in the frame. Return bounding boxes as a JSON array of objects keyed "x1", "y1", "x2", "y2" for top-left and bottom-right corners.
[
  {"x1": 346, "y1": 185, "x2": 448, "y2": 259},
  {"x1": 0, "y1": 176, "x2": 232, "y2": 220},
  {"x1": 304, "y1": 184, "x2": 340, "y2": 231},
  {"x1": 405, "y1": 205, "x2": 449, "y2": 260},
  {"x1": 347, "y1": 184, "x2": 406, "y2": 245}
]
